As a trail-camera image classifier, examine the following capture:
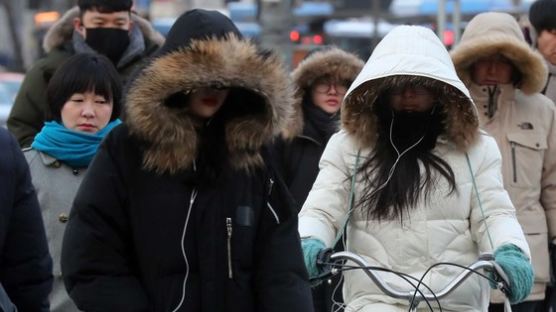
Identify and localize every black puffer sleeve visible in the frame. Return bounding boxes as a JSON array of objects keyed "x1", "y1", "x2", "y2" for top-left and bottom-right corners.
[
  {"x1": 0, "y1": 128, "x2": 52, "y2": 312},
  {"x1": 254, "y1": 150, "x2": 314, "y2": 312},
  {"x1": 61, "y1": 126, "x2": 150, "y2": 312}
]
